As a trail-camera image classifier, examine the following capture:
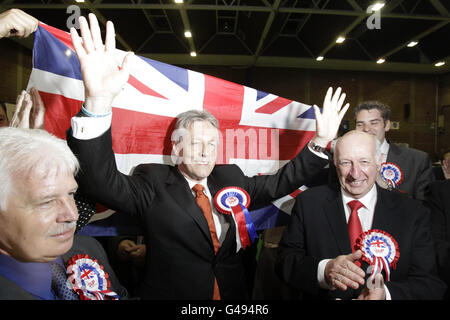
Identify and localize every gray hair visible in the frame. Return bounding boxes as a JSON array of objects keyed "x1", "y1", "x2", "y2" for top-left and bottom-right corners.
[
  {"x1": 175, "y1": 110, "x2": 219, "y2": 131},
  {"x1": 0, "y1": 127, "x2": 79, "y2": 210}
]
